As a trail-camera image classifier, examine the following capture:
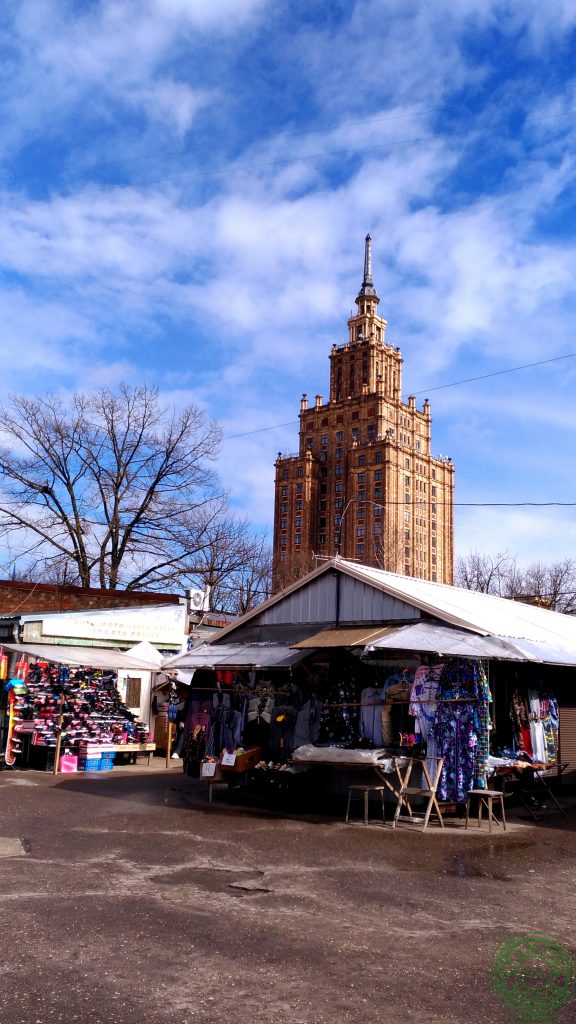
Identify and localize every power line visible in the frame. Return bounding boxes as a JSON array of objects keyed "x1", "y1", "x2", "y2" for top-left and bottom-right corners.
[
  {"x1": 222, "y1": 351, "x2": 576, "y2": 440},
  {"x1": 17, "y1": 103, "x2": 576, "y2": 195},
  {"x1": 406, "y1": 351, "x2": 576, "y2": 398}
]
